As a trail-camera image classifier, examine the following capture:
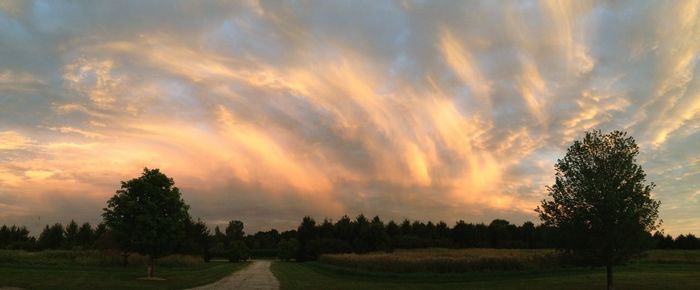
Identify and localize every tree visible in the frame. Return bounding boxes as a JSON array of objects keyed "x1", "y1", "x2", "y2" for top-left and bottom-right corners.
[
  {"x1": 227, "y1": 240, "x2": 250, "y2": 262},
  {"x1": 225, "y1": 220, "x2": 245, "y2": 243},
  {"x1": 64, "y1": 220, "x2": 79, "y2": 249},
  {"x1": 38, "y1": 223, "x2": 64, "y2": 249},
  {"x1": 296, "y1": 216, "x2": 317, "y2": 261},
  {"x1": 277, "y1": 238, "x2": 299, "y2": 261},
  {"x1": 102, "y1": 168, "x2": 191, "y2": 278},
  {"x1": 536, "y1": 130, "x2": 660, "y2": 290},
  {"x1": 76, "y1": 222, "x2": 94, "y2": 249},
  {"x1": 190, "y1": 219, "x2": 212, "y2": 262}
]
